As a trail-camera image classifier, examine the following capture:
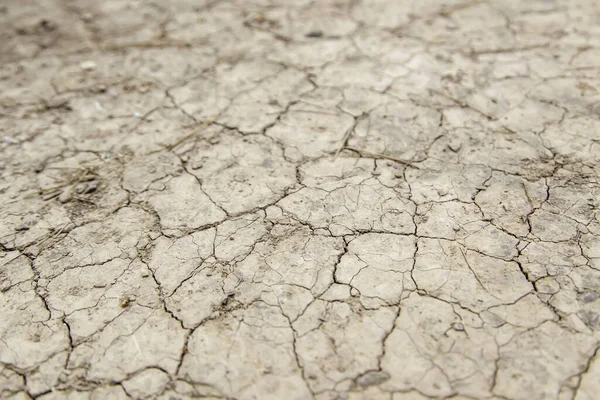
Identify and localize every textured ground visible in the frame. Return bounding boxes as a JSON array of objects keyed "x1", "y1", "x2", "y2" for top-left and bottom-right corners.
[{"x1": 1, "y1": 0, "x2": 600, "y2": 399}]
